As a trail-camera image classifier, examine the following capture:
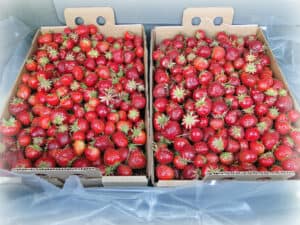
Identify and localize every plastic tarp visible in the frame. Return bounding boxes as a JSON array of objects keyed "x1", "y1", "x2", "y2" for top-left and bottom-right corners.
[{"x1": 0, "y1": 17, "x2": 300, "y2": 225}]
